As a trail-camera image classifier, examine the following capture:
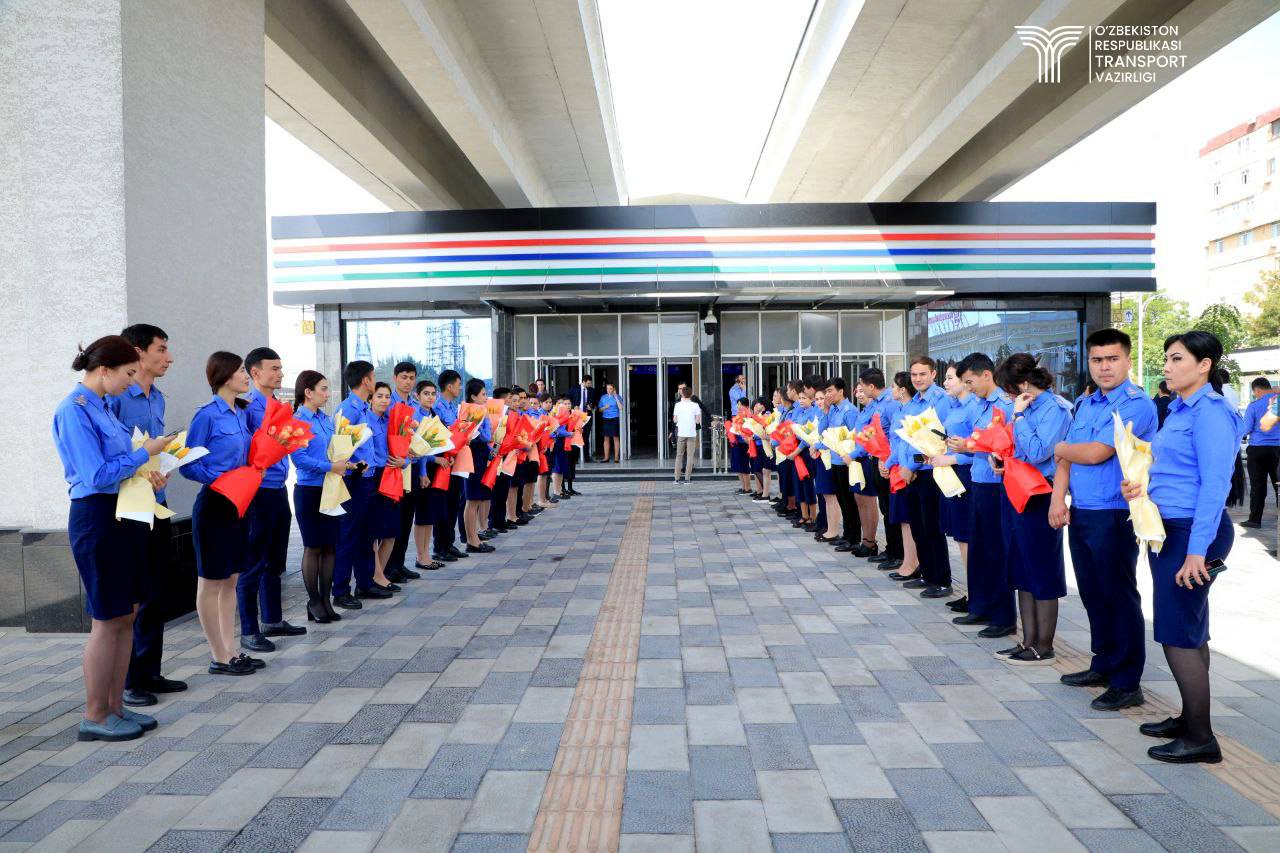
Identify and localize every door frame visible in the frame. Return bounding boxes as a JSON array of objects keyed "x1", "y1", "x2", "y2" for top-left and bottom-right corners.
[{"x1": 624, "y1": 358, "x2": 659, "y2": 462}]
